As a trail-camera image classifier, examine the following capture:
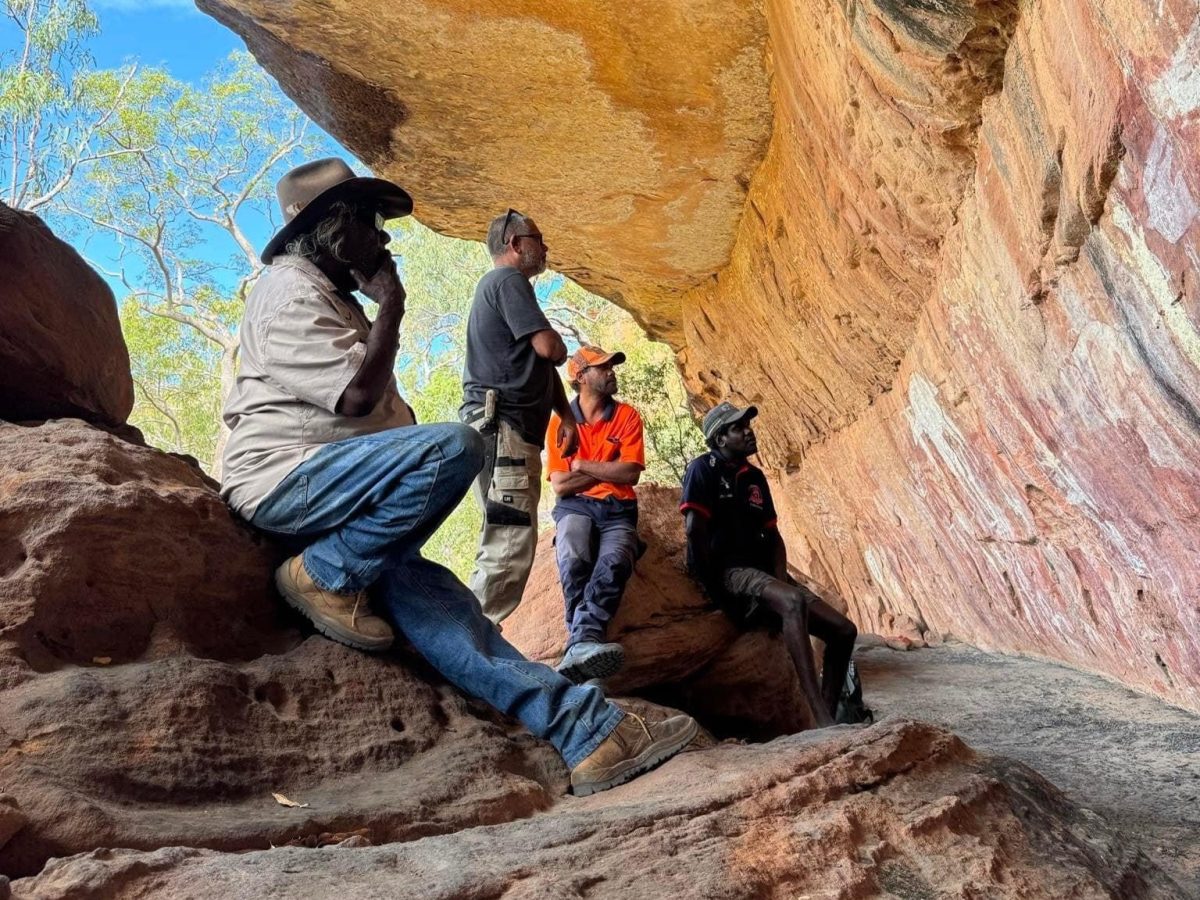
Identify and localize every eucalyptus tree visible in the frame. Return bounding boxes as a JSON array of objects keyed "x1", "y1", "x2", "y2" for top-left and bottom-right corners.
[{"x1": 0, "y1": 0, "x2": 145, "y2": 213}]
